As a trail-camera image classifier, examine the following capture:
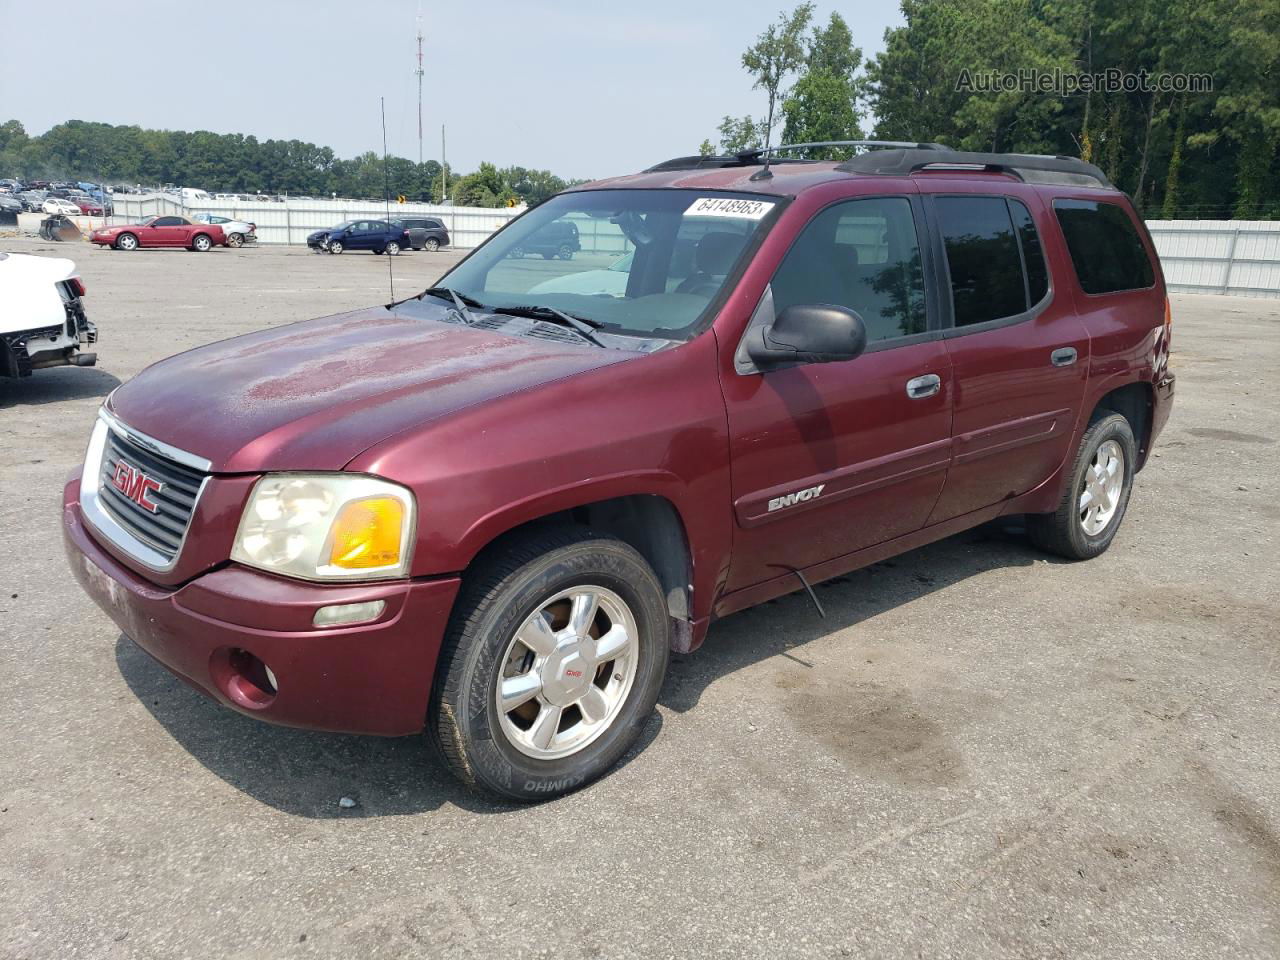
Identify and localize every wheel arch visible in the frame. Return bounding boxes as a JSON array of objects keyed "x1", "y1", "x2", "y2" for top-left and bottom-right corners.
[
  {"x1": 460, "y1": 493, "x2": 697, "y2": 653},
  {"x1": 1090, "y1": 380, "x2": 1154, "y2": 469}
]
